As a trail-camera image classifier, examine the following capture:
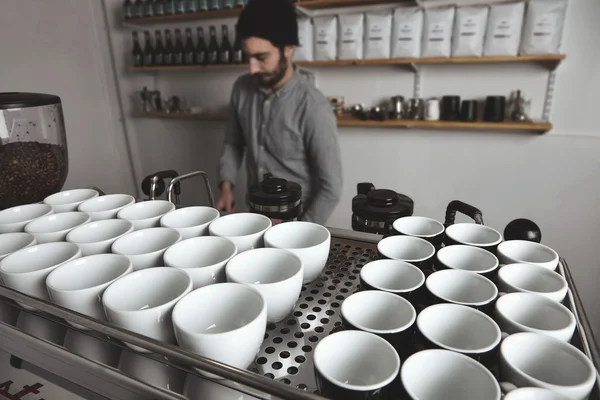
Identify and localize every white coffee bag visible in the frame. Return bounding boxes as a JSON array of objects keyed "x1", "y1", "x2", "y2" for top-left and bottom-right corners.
[
  {"x1": 391, "y1": 7, "x2": 423, "y2": 59},
  {"x1": 421, "y1": 7, "x2": 455, "y2": 58},
  {"x1": 294, "y1": 18, "x2": 314, "y2": 62},
  {"x1": 314, "y1": 16, "x2": 338, "y2": 61},
  {"x1": 452, "y1": 6, "x2": 489, "y2": 57},
  {"x1": 364, "y1": 11, "x2": 392, "y2": 60},
  {"x1": 520, "y1": 0, "x2": 567, "y2": 55},
  {"x1": 484, "y1": 2, "x2": 525, "y2": 57},
  {"x1": 338, "y1": 13, "x2": 364, "y2": 60}
]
